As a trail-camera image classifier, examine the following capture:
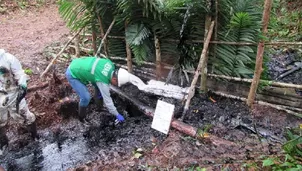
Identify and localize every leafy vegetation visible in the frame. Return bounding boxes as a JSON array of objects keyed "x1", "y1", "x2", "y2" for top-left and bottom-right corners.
[
  {"x1": 57, "y1": 0, "x2": 300, "y2": 81},
  {"x1": 268, "y1": 0, "x2": 302, "y2": 41},
  {"x1": 243, "y1": 127, "x2": 302, "y2": 170}
]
